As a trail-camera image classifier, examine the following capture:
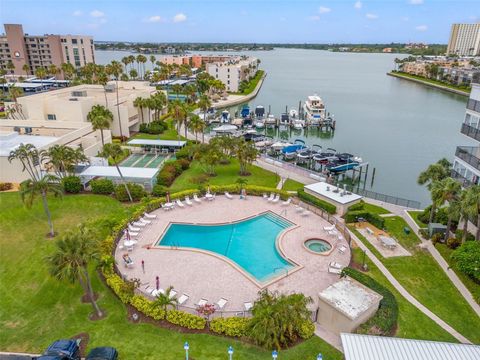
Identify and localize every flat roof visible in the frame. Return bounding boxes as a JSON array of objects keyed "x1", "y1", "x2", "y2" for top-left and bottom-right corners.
[
  {"x1": 0, "y1": 131, "x2": 58, "y2": 156},
  {"x1": 305, "y1": 182, "x2": 362, "y2": 205},
  {"x1": 127, "y1": 139, "x2": 186, "y2": 147},
  {"x1": 319, "y1": 277, "x2": 382, "y2": 320},
  {"x1": 1, "y1": 83, "x2": 43, "y2": 89},
  {"x1": 341, "y1": 333, "x2": 480, "y2": 360},
  {"x1": 79, "y1": 166, "x2": 159, "y2": 179}
]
